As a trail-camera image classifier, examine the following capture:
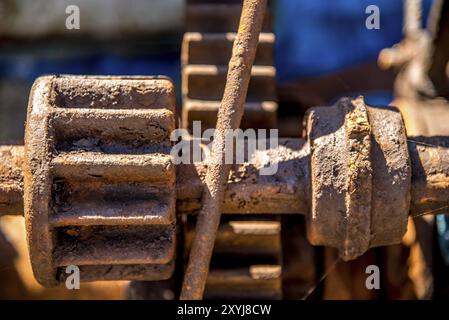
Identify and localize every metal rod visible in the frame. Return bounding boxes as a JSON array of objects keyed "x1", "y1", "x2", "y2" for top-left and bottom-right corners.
[
  {"x1": 180, "y1": 0, "x2": 268, "y2": 300},
  {"x1": 404, "y1": 0, "x2": 422, "y2": 38}
]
